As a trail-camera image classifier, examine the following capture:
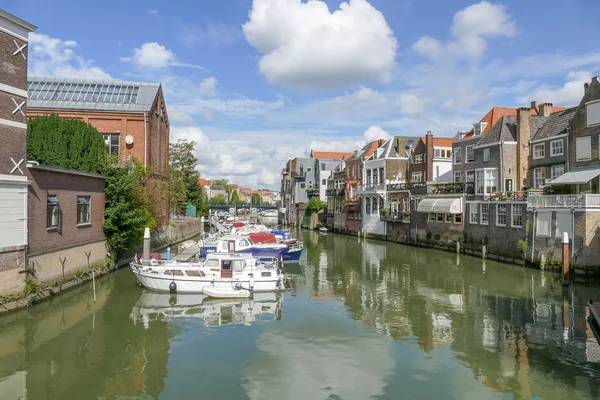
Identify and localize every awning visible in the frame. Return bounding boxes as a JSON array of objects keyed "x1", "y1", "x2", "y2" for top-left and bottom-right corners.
[
  {"x1": 343, "y1": 205, "x2": 359, "y2": 212},
  {"x1": 417, "y1": 198, "x2": 462, "y2": 214},
  {"x1": 549, "y1": 167, "x2": 600, "y2": 185}
]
